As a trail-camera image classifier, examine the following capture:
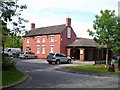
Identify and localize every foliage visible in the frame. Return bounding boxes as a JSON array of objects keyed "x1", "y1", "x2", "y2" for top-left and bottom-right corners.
[
  {"x1": 2, "y1": 57, "x2": 16, "y2": 71},
  {"x1": 4, "y1": 34, "x2": 23, "y2": 49},
  {"x1": 0, "y1": 0, "x2": 28, "y2": 59},
  {"x1": 87, "y1": 9, "x2": 119, "y2": 65},
  {"x1": 64, "y1": 65, "x2": 120, "y2": 73},
  {"x1": 2, "y1": 70, "x2": 25, "y2": 86}
]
